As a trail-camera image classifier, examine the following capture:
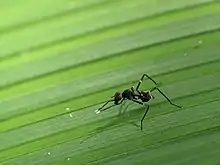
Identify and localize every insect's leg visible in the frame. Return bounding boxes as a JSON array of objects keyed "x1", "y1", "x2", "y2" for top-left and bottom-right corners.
[
  {"x1": 151, "y1": 87, "x2": 182, "y2": 108},
  {"x1": 98, "y1": 104, "x2": 117, "y2": 113},
  {"x1": 119, "y1": 98, "x2": 125, "y2": 104},
  {"x1": 129, "y1": 99, "x2": 145, "y2": 128},
  {"x1": 131, "y1": 81, "x2": 135, "y2": 91},
  {"x1": 131, "y1": 99, "x2": 144, "y2": 105},
  {"x1": 136, "y1": 74, "x2": 158, "y2": 92},
  {"x1": 140, "y1": 105, "x2": 149, "y2": 130},
  {"x1": 131, "y1": 84, "x2": 135, "y2": 93},
  {"x1": 96, "y1": 98, "x2": 125, "y2": 114},
  {"x1": 95, "y1": 99, "x2": 114, "y2": 114},
  {"x1": 129, "y1": 82, "x2": 142, "y2": 101}
]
